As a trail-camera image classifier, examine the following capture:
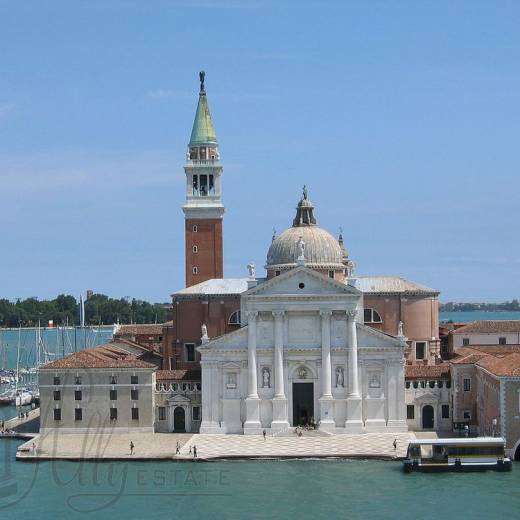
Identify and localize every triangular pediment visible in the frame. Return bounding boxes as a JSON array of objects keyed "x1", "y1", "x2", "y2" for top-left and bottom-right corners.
[
  {"x1": 357, "y1": 322, "x2": 406, "y2": 349},
  {"x1": 246, "y1": 266, "x2": 361, "y2": 298},
  {"x1": 167, "y1": 394, "x2": 191, "y2": 404},
  {"x1": 197, "y1": 325, "x2": 248, "y2": 351}
]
